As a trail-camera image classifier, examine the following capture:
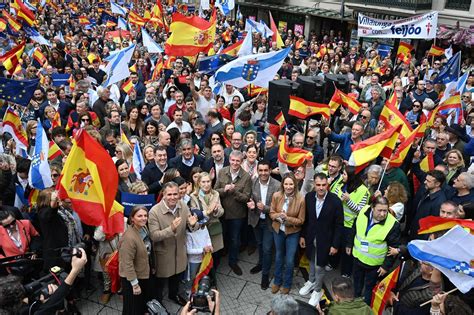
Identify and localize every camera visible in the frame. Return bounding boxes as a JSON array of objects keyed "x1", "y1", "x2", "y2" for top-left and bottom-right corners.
[
  {"x1": 147, "y1": 299, "x2": 169, "y2": 315},
  {"x1": 191, "y1": 276, "x2": 214, "y2": 312},
  {"x1": 23, "y1": 266, "x2": 67, "y2": 300},
  {"x1": 59, "y1": 242, "x2": 86, "y2": 264}
]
